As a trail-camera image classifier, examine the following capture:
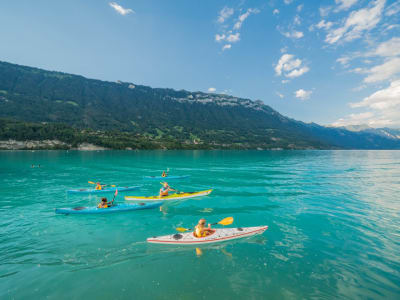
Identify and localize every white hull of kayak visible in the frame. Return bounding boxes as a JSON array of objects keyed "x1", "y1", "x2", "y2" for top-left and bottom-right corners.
[{"x1": 147, "y1": 226, "x2": 268, "y2": 245}]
